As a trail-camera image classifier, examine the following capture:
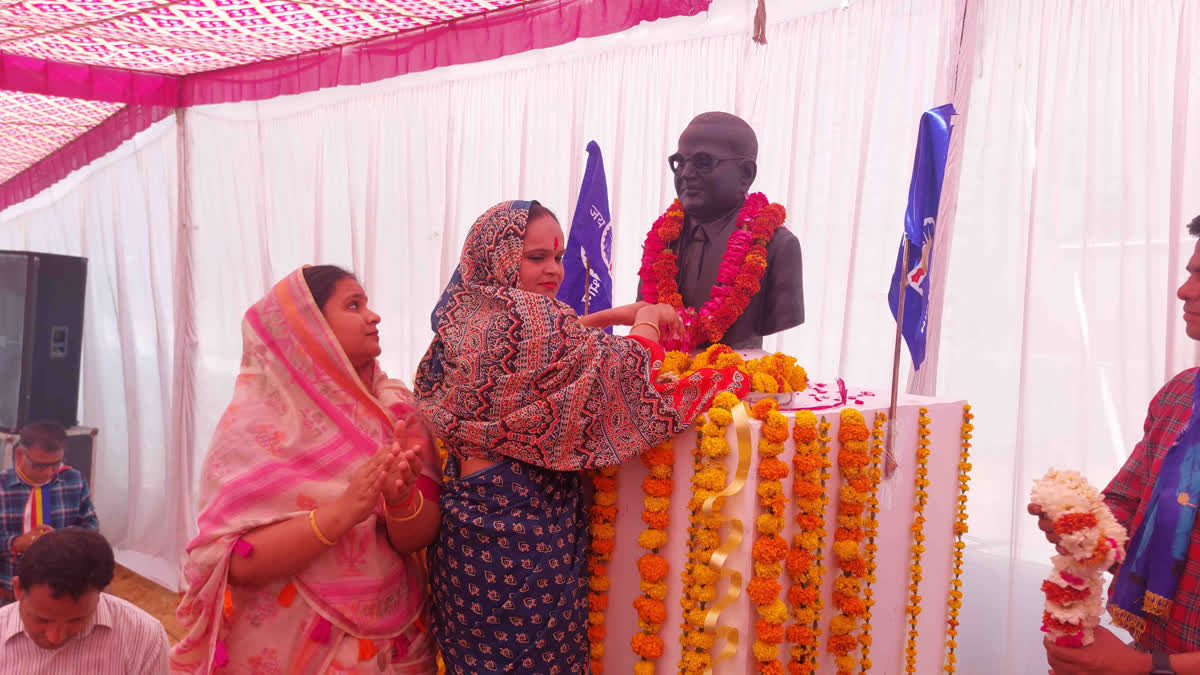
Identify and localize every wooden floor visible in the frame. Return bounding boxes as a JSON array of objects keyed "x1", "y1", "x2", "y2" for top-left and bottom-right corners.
[{"x1": 109, "y1": 564, "x2": 184, "y2": 644}]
